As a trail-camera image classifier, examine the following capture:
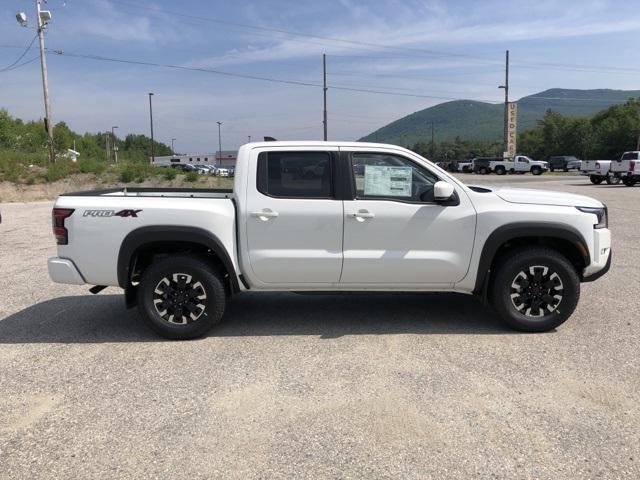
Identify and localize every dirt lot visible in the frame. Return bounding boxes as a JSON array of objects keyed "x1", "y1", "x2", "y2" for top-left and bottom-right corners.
[{"x1": 0, "y1": 175, "x2": 638, "y2": 479}]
